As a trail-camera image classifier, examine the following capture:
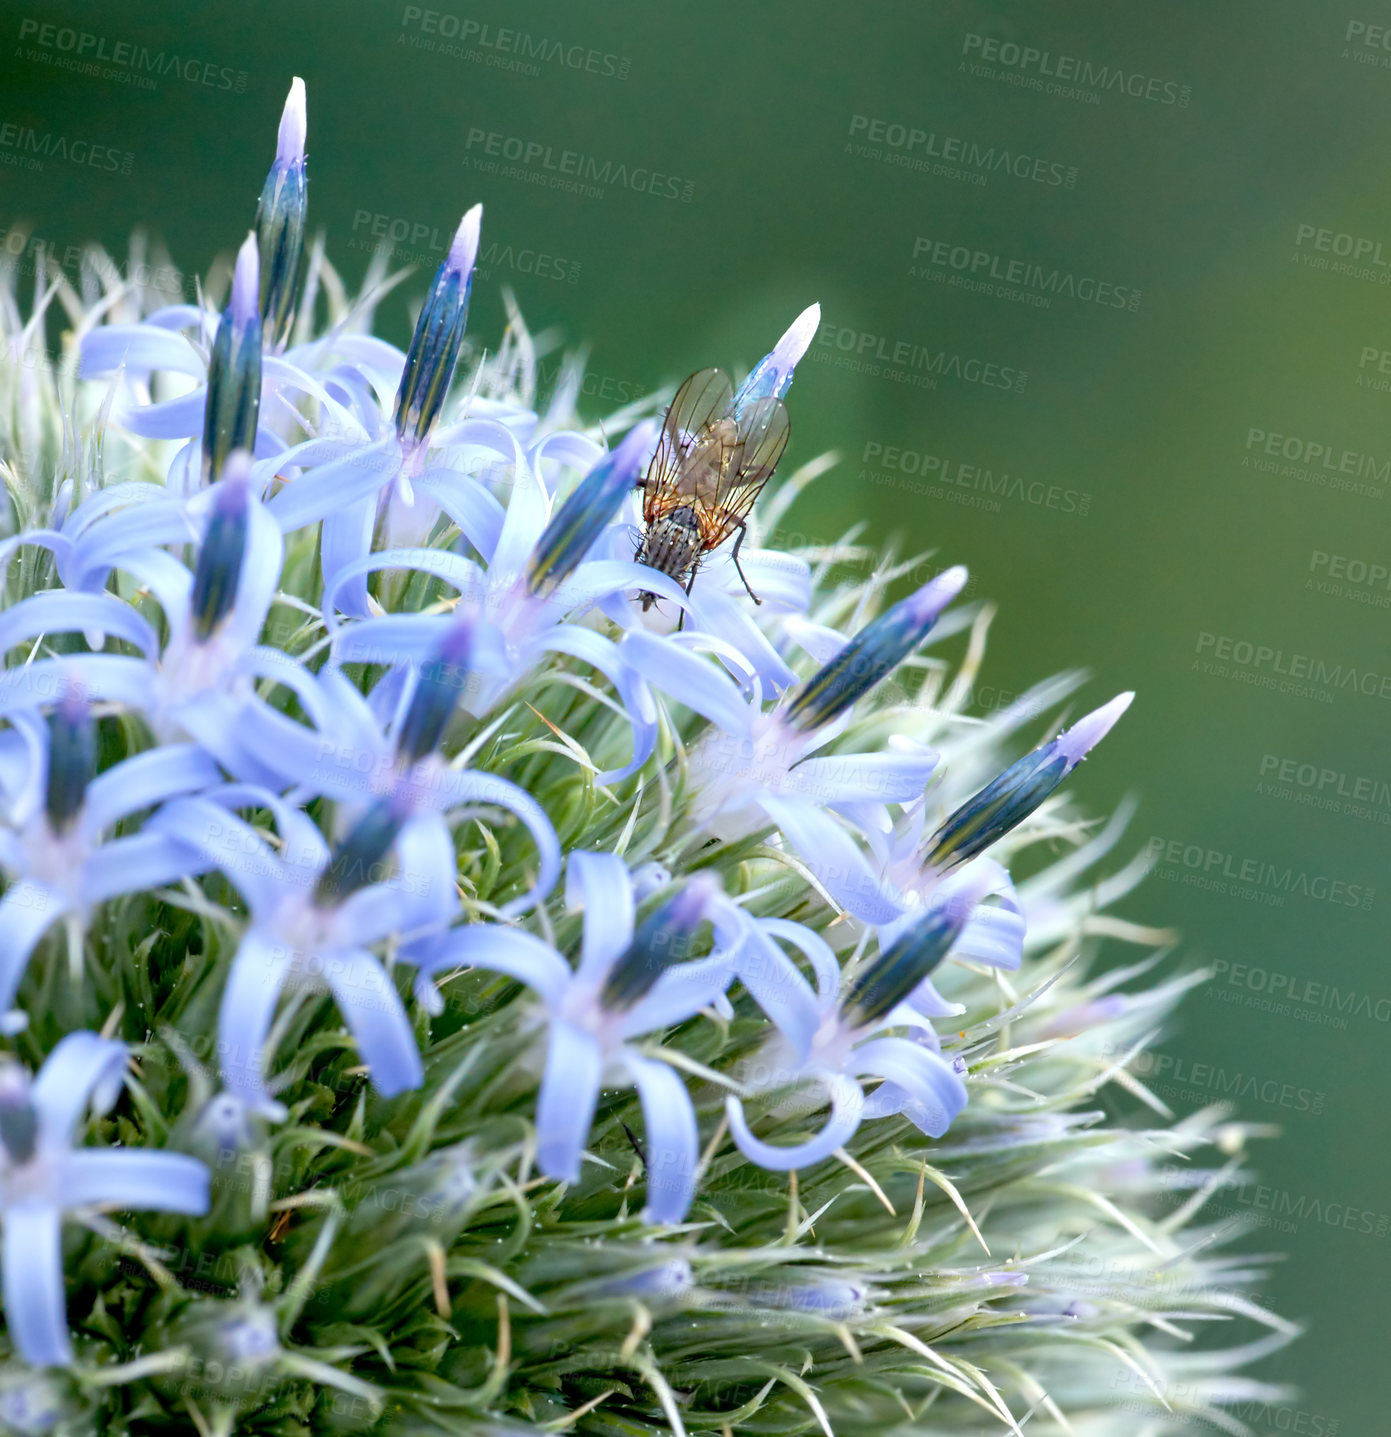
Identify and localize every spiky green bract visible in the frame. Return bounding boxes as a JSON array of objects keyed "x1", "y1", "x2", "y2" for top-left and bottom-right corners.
[{"x1": 0, "y1": 235, "x2": 1294, "y2": 1437}]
